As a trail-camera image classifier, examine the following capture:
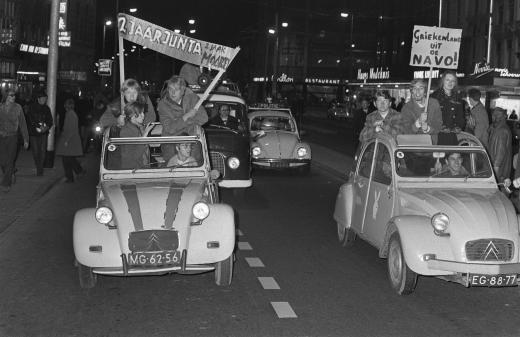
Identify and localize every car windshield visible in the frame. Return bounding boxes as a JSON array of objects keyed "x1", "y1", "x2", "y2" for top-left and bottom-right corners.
[
  {"x1": 104, "y1": 140, "x2": 204, "y2": 171},
  {"x1": 204, "y1": 101, "x2": 247, "y2": 130},
  {"x1": 395, "y1": 149, "x2": 492, "y2": 178},
  {"x1": 251, "y1": 116, "x2": 295, "y2": 132}
]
